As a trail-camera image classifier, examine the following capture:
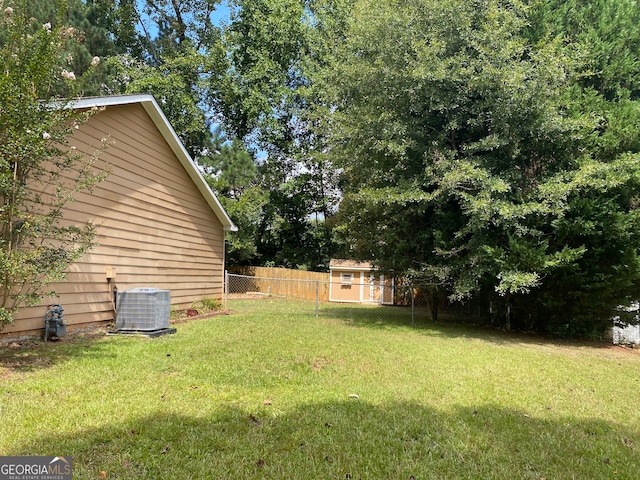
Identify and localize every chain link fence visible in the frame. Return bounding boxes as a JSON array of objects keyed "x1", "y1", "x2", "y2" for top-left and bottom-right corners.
[
  {"x1": 225, "y1": 272, "x2": 429, "y2": 325},
  {"x1": 225, "y1": 271, "x2": 620, "y2": 334}
]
